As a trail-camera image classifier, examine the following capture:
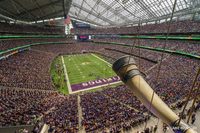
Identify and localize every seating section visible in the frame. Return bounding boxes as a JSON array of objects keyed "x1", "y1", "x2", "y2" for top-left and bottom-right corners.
[
  {"x1": 146, "y1": 55, "x2": 200, "y2": 104},
  {"x1": 0, "y1": 88, "x2": 61, "y2": 126},
  {"x1": 73, "y1": 20, "x2": 200, "y2": 34},
  {"x1": 0, "y1": 22, "x2": 64, "y2": 35},
  {"x1": 102, "y1": 86, "x2": 148, "y2": 112},
  {"x1": 0, "y1": 38, "x2": 68, "y2": 51},
  {"x1": 81, "y1": 92, "x2": 147, "y2": 132},
  {"x1": 0, "y1": 50, "x2": 56, "y2": 90},
  {"x1": 94, "y1": 38, "x2": 200, "y2": 56},
  {"x1": 44, "y1": 95, "x2": 78, "y2": 133}
]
